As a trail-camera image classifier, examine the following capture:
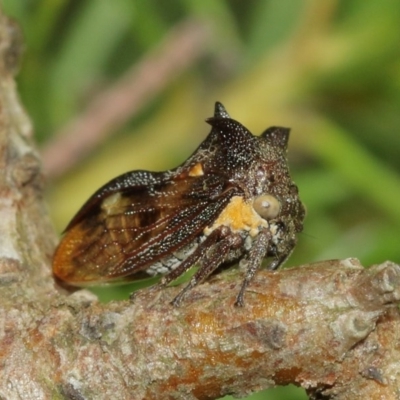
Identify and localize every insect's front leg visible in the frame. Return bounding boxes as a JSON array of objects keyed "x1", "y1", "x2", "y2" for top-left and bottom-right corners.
[
  {"x1": 171, "y1": 226, "x2": 243, "y2": 307},
  {"x1": 235, "y1": 227, "x2": 272, "y2": 307},
  {"x1": 267, "y1": 237, "x2": 296, "y2": 271}
]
